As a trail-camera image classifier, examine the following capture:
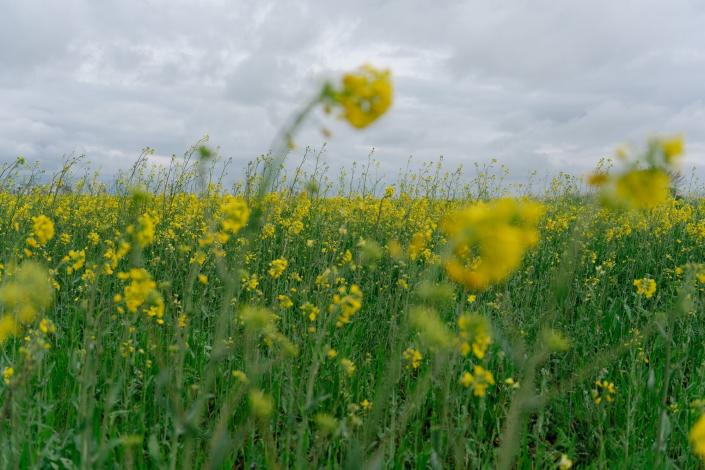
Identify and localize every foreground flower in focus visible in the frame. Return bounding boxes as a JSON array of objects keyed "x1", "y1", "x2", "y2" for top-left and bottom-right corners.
[{"x1": 441, "y1": 198, "x2": 544, "y2": 291}]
